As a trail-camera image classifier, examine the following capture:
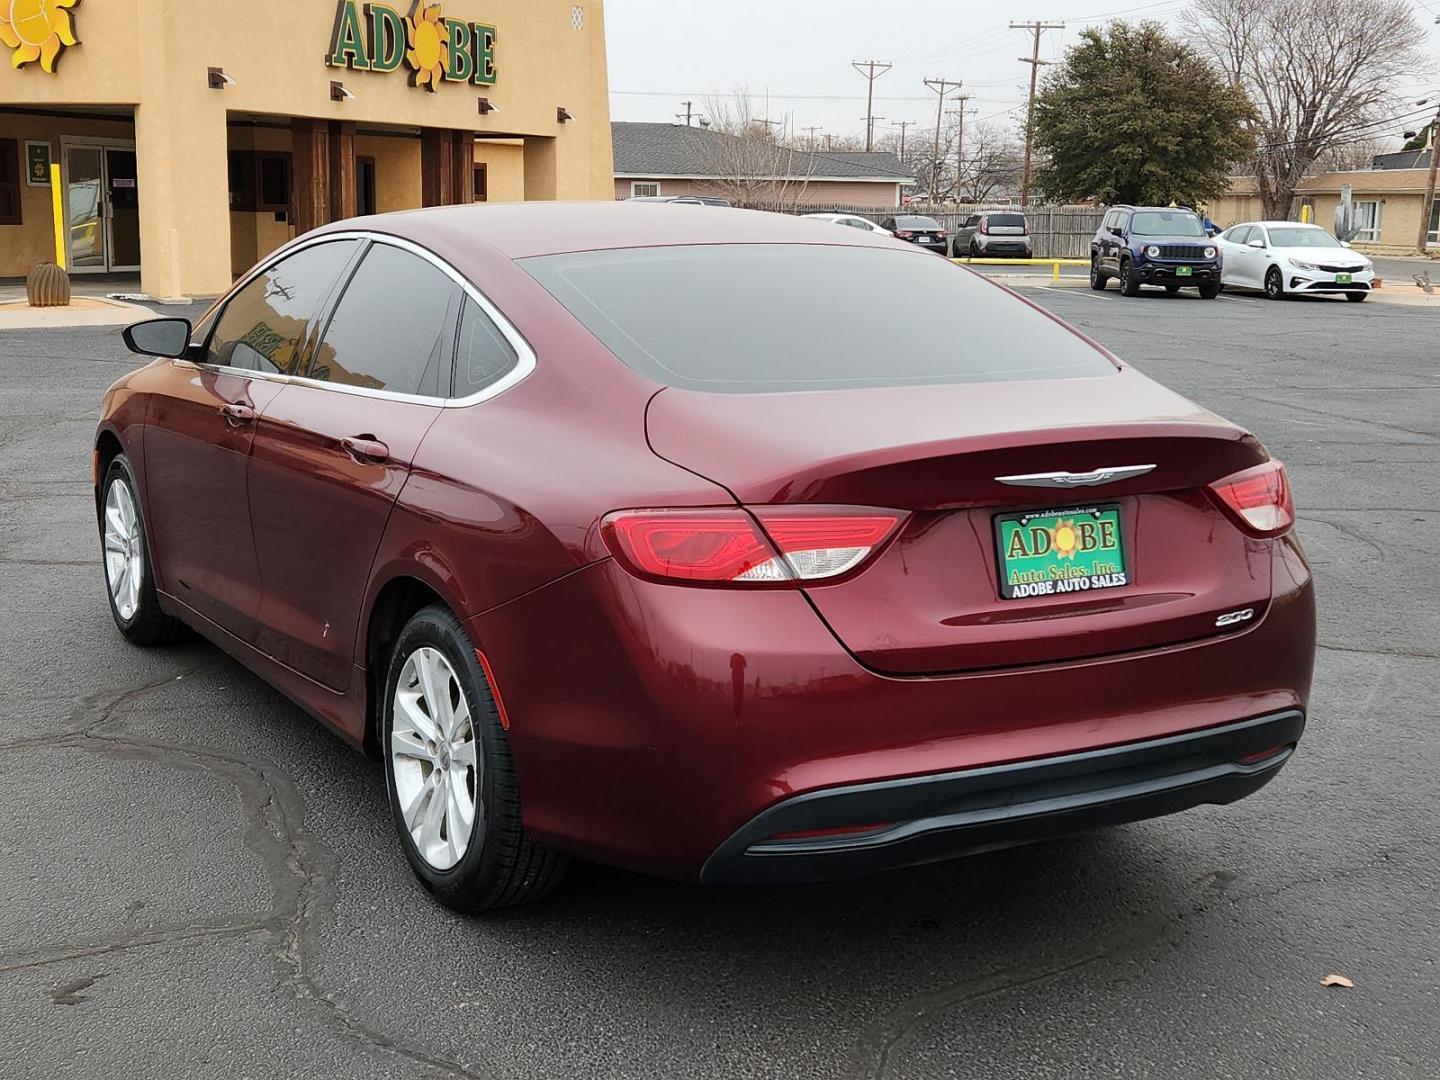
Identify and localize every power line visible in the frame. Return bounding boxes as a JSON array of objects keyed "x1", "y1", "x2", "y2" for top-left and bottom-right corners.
[
  {"x1": 924, "y1": 77, "x2": 963, "y2": 197},
  {"x1": 1012, "y1": 20, "x2": 1065, "y2": 206},
  {"x1": 851, "y1": 60, "x2": 893, "y2": 151}
]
